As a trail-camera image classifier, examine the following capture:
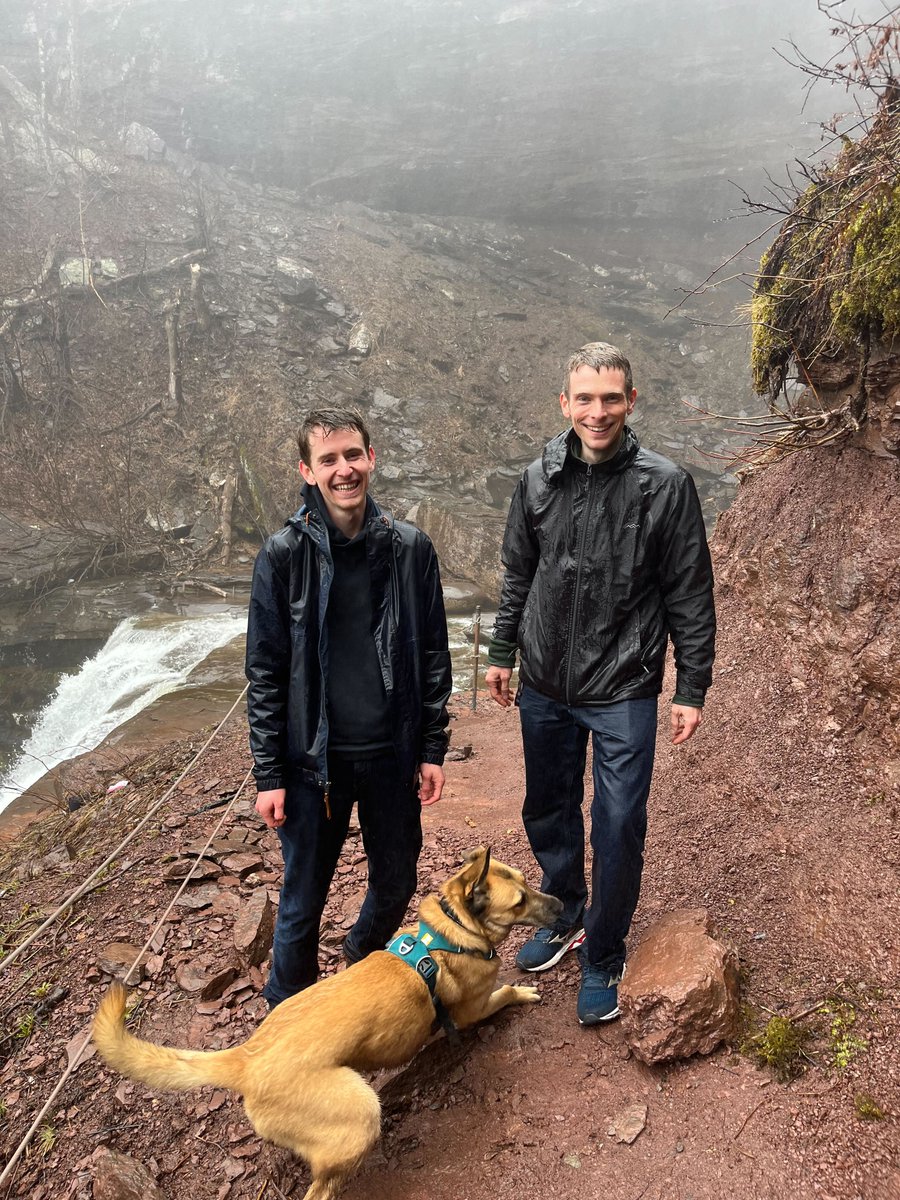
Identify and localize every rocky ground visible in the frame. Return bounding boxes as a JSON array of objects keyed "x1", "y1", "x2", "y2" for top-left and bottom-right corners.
[{"x1": 1, "y1": 575, "x2": 898, "y2": 1200}]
